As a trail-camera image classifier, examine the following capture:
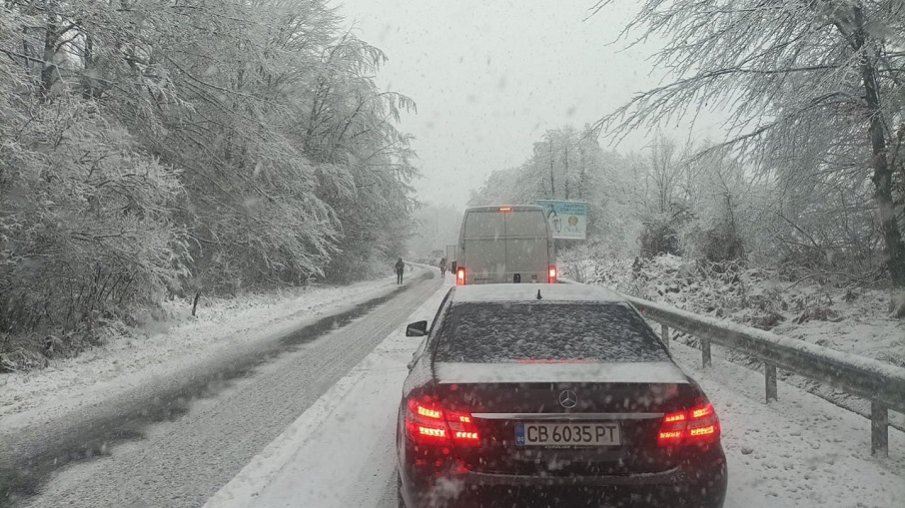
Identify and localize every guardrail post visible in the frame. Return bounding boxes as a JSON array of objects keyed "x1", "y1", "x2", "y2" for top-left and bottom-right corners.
[
  {"x1": 701, "y1": 338, "x2": 711, "y2": 368},
  {"x1": 871, "y1": 401, "x2": 888, "y2": 457},
  {"x1": 661, "y1": 324, "x2": 669, "y2": 349},
  {"x1": 764, "y1": 362, "x2": 777, "y2": 402}
]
